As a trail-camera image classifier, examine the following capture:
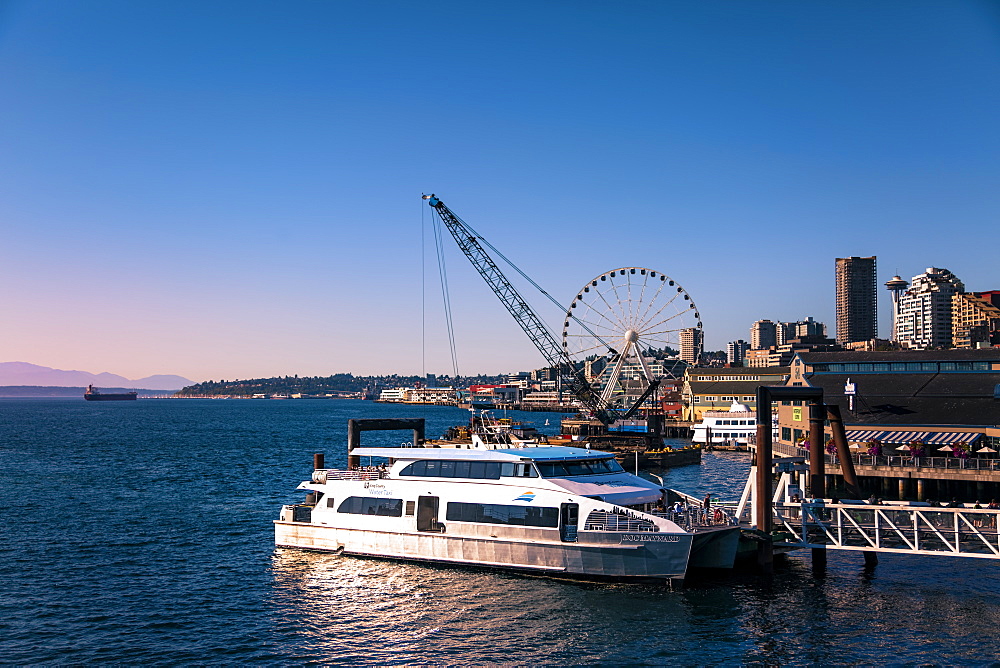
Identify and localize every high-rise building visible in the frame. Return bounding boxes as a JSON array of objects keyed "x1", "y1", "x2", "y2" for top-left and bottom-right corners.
[
  {"x1": 726, "y1": 340, "x2": 749, "y2": 365},
  {"x1": 679, "y1": 327, "x2": 703, "y2": 364},
  {"x1": 777, "y1": 317, "x2": 827, "y2": 344},
  {"x1": 794, "y1": 316, "x2": 827, "y2": 339},
  {"x1": 776, "y1": 322, "x2": 795, "y2": 346},
  {"x1": 897, "y1": 267, "x2": 964, "y2": 349},
  {"x1": 835, "y1": 256, "x2": 877, "y2": 344},
  {"x1": 750, "y1": 320, "x2": 777, "y2": 350},
  {"x1": 952, "y1": 291, "x2": 1000, "y2": 349}
]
